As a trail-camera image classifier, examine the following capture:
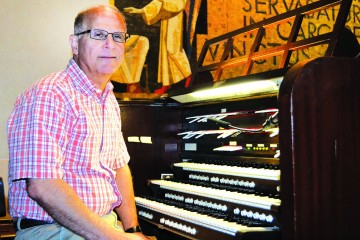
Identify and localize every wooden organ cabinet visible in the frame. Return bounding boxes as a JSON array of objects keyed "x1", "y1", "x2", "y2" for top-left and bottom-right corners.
[{"x1": 117, "y1": 1, "x2": 360, "y2": 239}]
